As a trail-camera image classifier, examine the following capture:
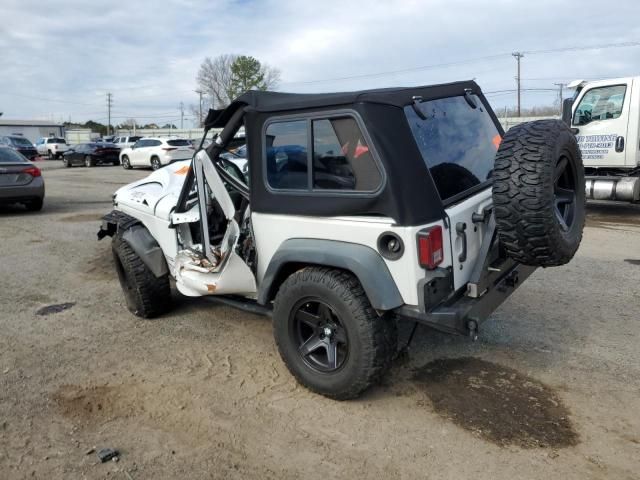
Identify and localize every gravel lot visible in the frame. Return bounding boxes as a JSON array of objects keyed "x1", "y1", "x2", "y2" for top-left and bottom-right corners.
[{"x1": 1, "y1": 161, "x2": 639, "y2": 479}]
